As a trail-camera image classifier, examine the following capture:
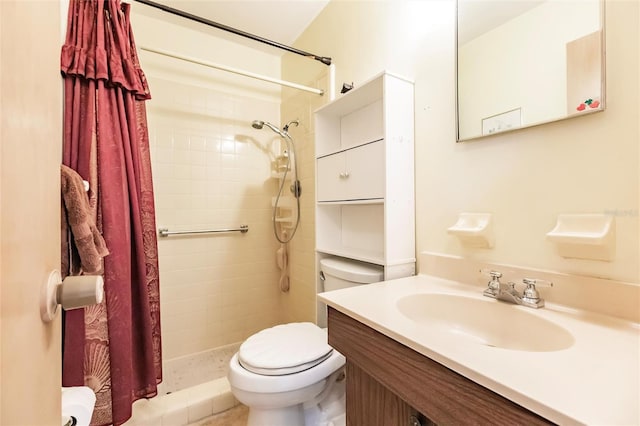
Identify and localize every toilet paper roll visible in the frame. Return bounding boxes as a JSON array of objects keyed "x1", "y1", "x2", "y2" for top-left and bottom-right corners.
[
  {"x1": 61, "y1": 386, "x2": 96, "y2": 426},
  {"x1": 59, "y1": 275, "x2": 104, "y2": 310}
]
